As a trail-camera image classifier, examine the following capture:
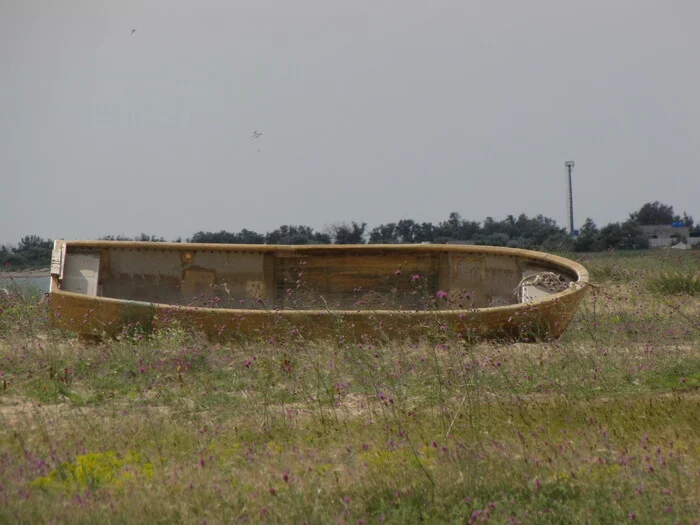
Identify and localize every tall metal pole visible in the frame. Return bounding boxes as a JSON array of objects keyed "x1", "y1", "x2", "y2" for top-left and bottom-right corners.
[{"x1": 565, "y1": 161, "x2": 575, "y2": 235}]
